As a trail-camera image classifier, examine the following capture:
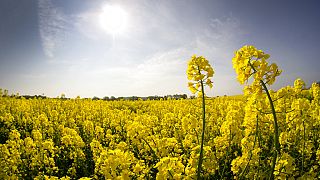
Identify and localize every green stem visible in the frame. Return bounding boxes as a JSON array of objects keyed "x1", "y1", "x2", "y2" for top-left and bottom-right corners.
[
  {"x1": 197, "y1": 79, "x2": 206, "y2": 179},
  {"x1": 142, "y1": 138, "x2": 159, "y2": 162},
  {"x1": 248, "y1": 60, "x2": 280, "y2": 180},
  {"x1": 260, "y1": 80, "x2": 280, "y2": 180}
]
